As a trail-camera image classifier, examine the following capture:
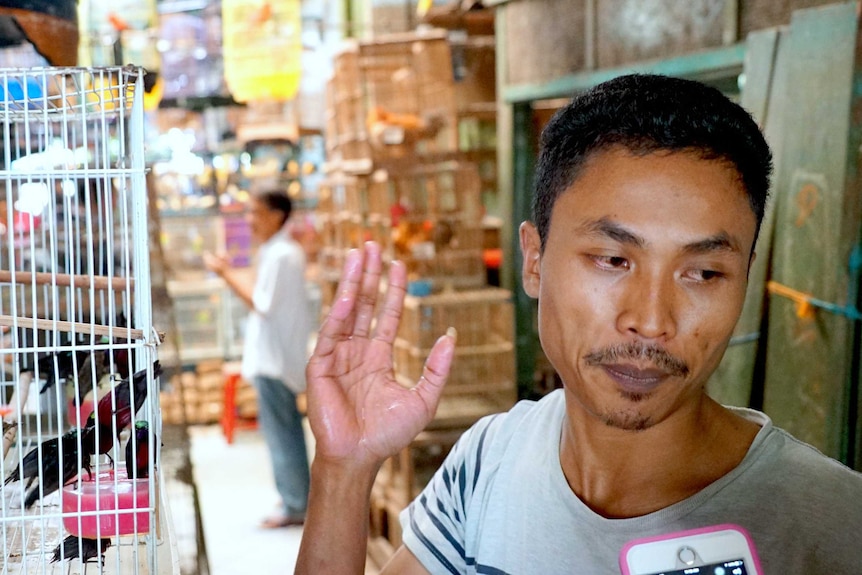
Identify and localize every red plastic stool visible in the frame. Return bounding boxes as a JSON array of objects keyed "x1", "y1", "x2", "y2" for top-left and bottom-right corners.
[{"x1": 221, "y1": 362, "x2": 258, "y2": 444}]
